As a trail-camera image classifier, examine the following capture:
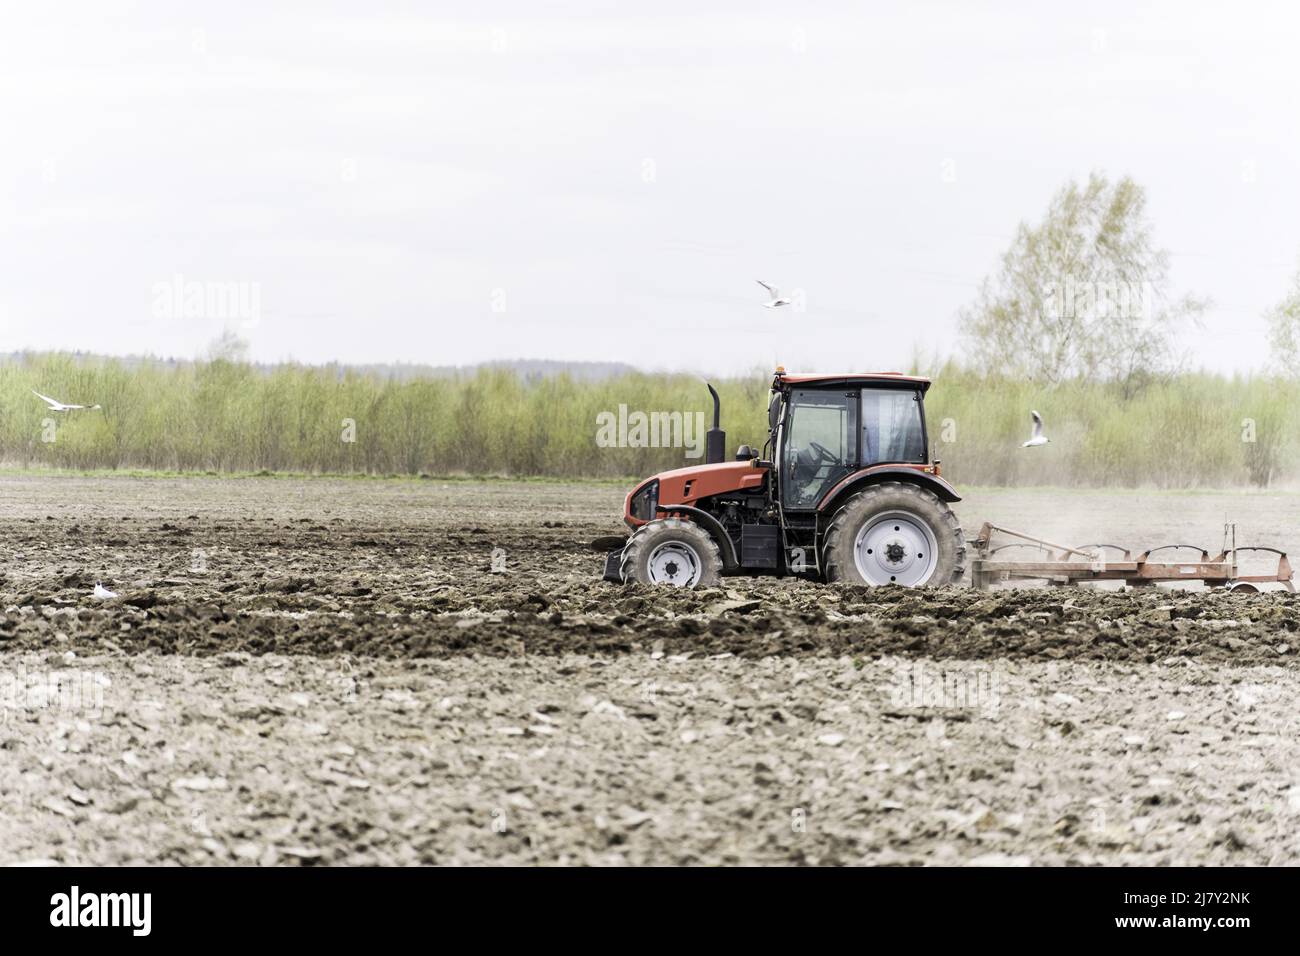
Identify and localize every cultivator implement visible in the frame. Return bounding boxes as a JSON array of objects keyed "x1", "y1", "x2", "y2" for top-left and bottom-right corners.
[{"x1": 969, "y1": 522, "x2": 1294, "y2": 592}]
